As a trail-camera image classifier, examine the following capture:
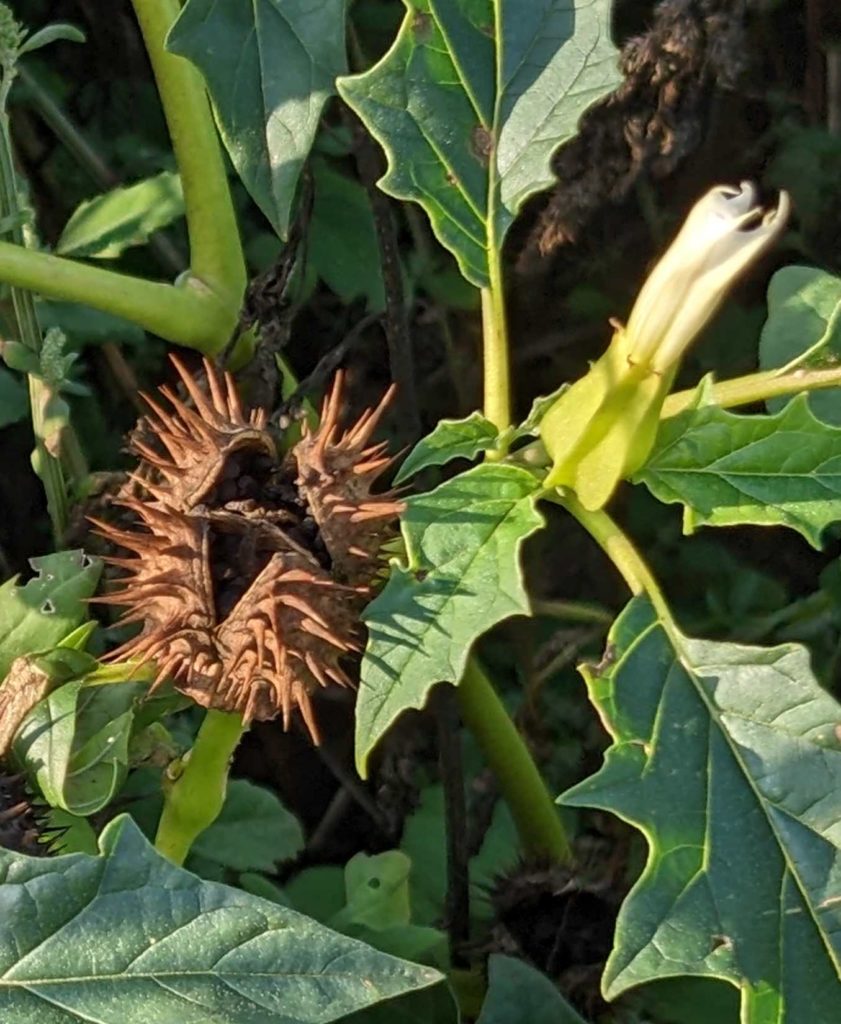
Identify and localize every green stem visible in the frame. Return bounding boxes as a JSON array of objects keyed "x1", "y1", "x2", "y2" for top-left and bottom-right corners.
[
  {"x1": 481, "y1": 250, "x2": 511, "y2": 436},
  {"x1": 0, "y1": 64, "x2": 69, "y2": 538},
  {"x1": 530, "y1": 598, "x2": 613, "y2": 626},
  {"x1": 155, "y1": 709, "x2": 246, "y2": 865},
  {"x1": 556, "y1": 492, "x2": 671, "y2": 622},
  {"x1": 0, "y1": 241, "x2": 231, "y2": 350},
  {"x1": 663, "y1": 366, "x2": 841, "y2": 418},
  {"x1": 457, "y1": 657, "x2": 572, "y2": 861},
  {"x1": 131, "y1": 0, "x2": 246, "y2": 306}
]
